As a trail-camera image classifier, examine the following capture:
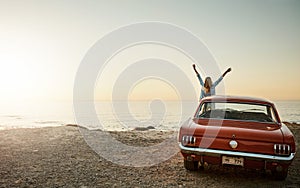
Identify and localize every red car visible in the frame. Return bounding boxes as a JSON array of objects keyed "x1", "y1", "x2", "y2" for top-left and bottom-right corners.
[{"x1": 179, "y1": 95, "x2": 296, "y2": 180}]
